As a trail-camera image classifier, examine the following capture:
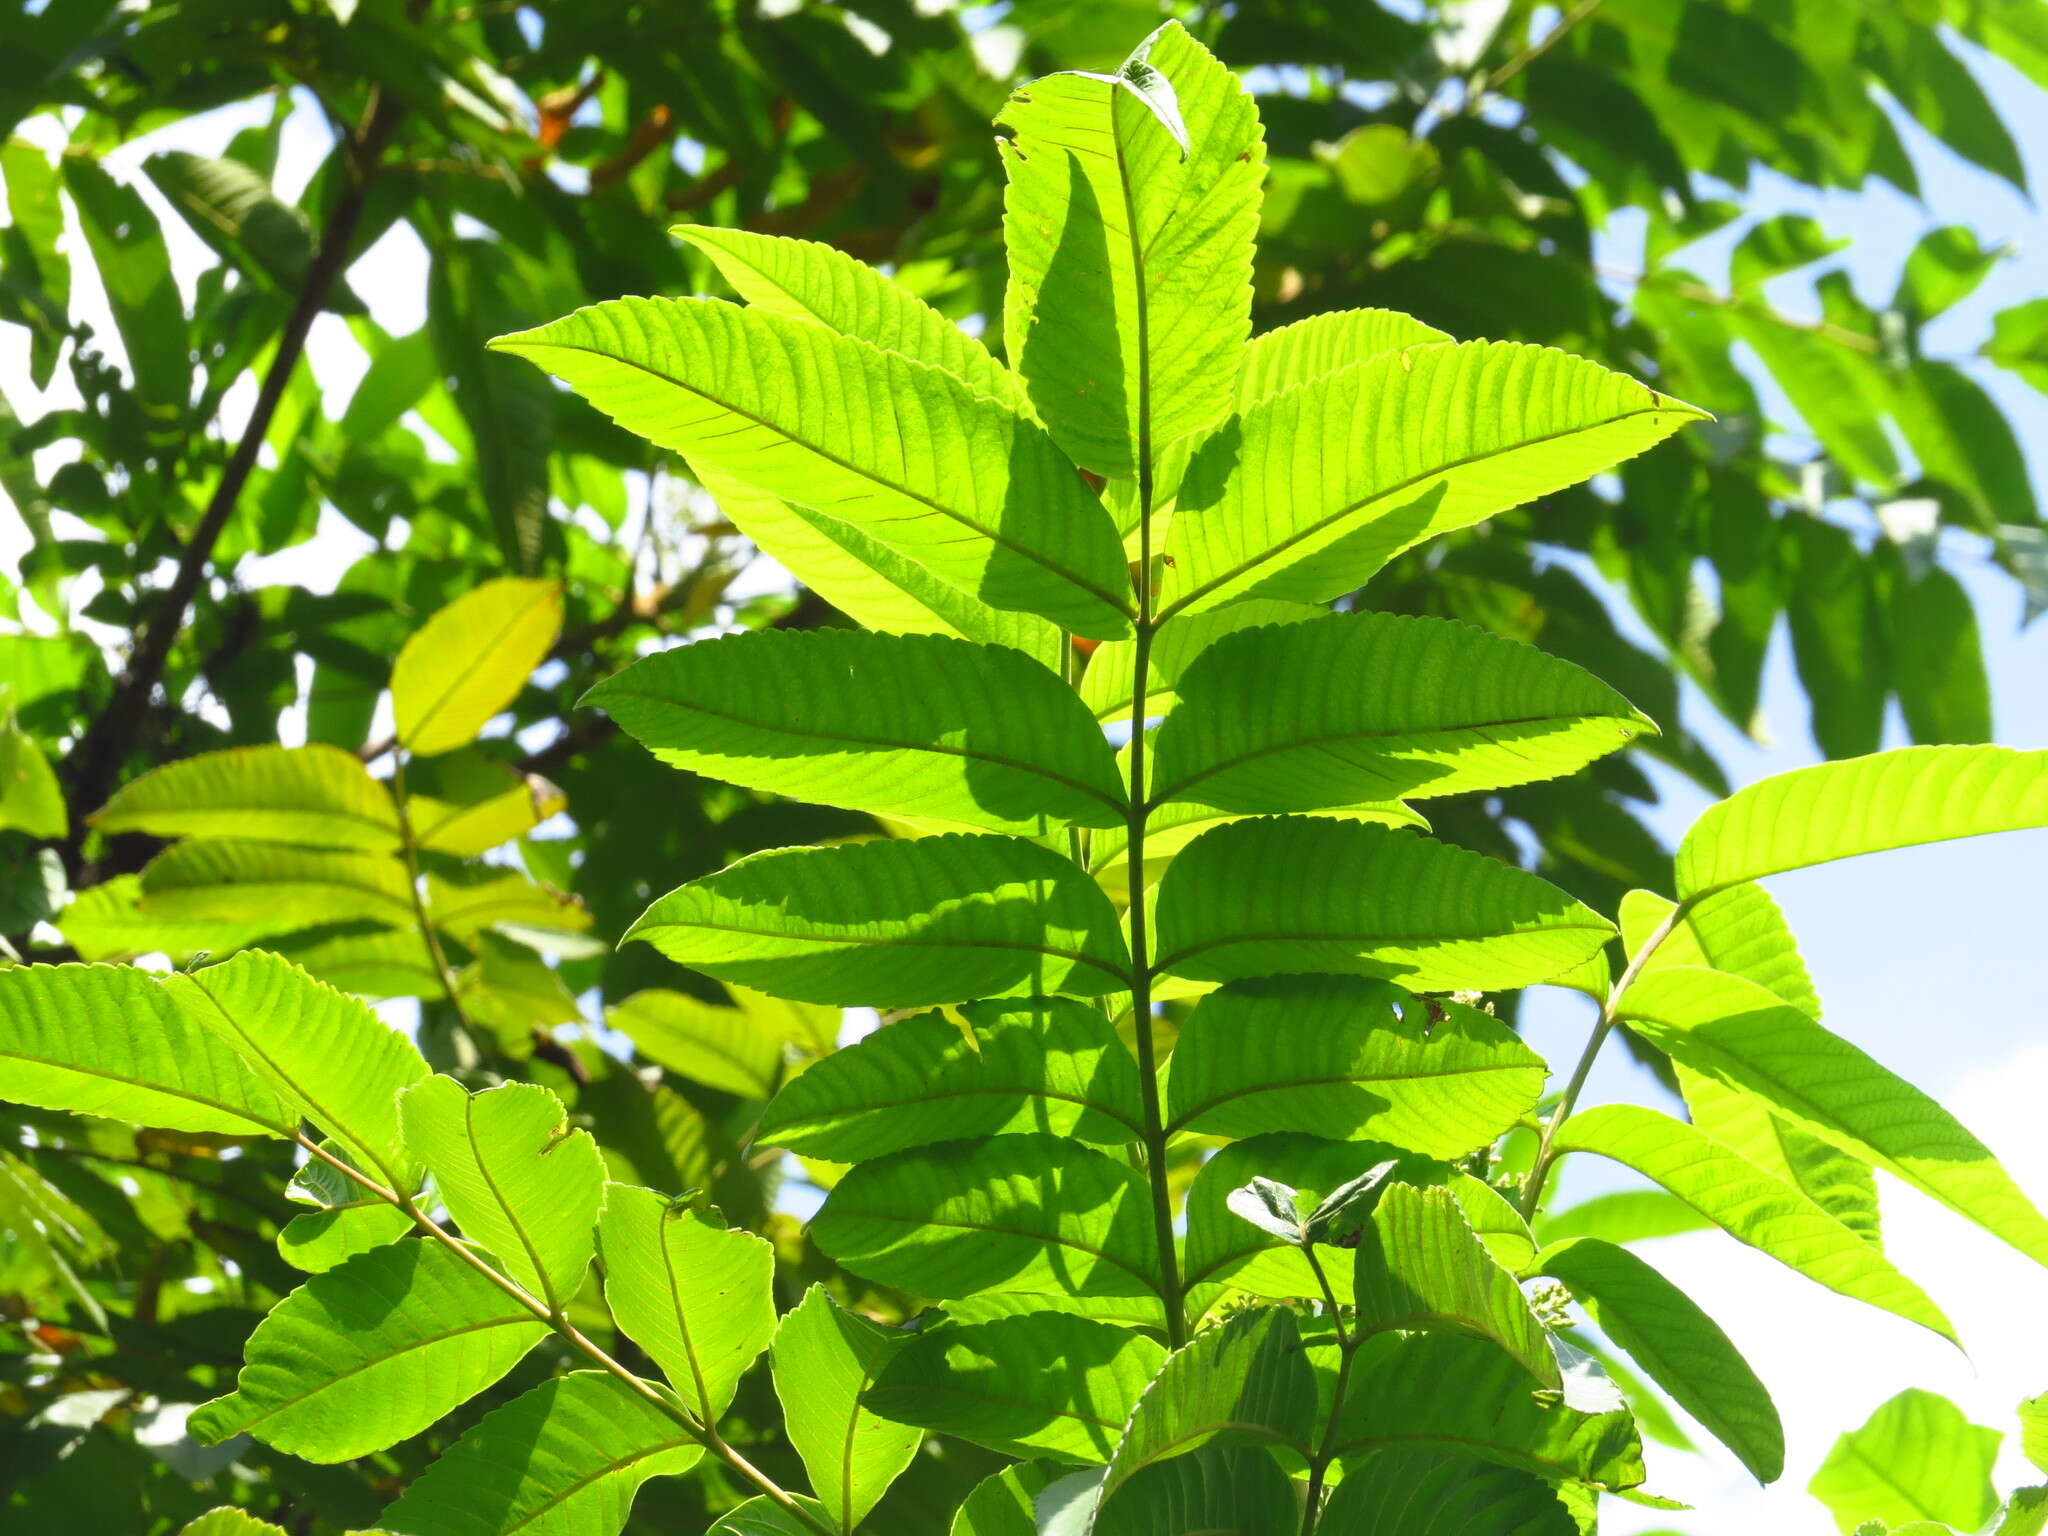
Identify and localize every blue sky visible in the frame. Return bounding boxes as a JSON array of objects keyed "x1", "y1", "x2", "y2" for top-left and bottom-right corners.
[{"x1": 2, "y1": 20, "x2": 2046, "y2": 1528}]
